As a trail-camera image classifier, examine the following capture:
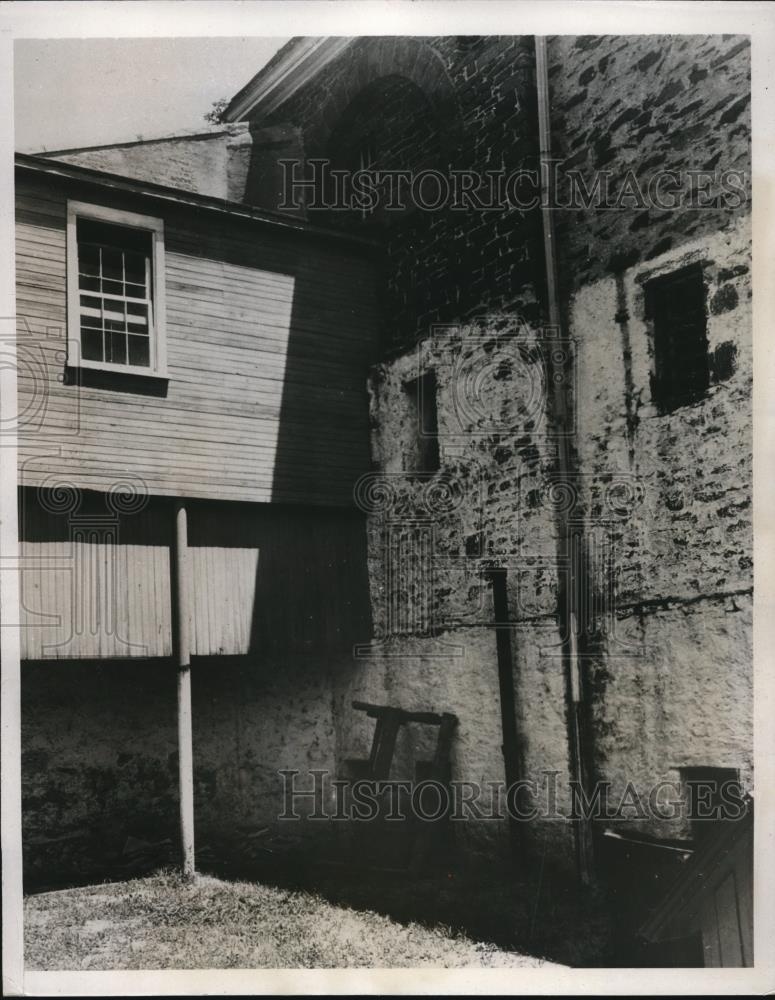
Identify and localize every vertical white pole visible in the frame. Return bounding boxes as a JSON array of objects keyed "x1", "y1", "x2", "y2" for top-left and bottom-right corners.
[
  {"x1": 1, "y1": 33, "x2": 24, "y2": 996},
  {"x1": 174, "y1": 503, "x2": 195, "y2": 878}
]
